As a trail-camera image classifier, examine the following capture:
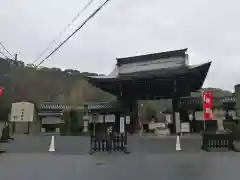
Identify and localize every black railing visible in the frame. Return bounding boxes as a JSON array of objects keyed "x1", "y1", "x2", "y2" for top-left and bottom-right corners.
[
  {"x1": 201, "y1": 130, "x2": 234, "y2": 151},
  {"x1": 90, "y1": 133, "x2": 128, "y2": 154}
]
